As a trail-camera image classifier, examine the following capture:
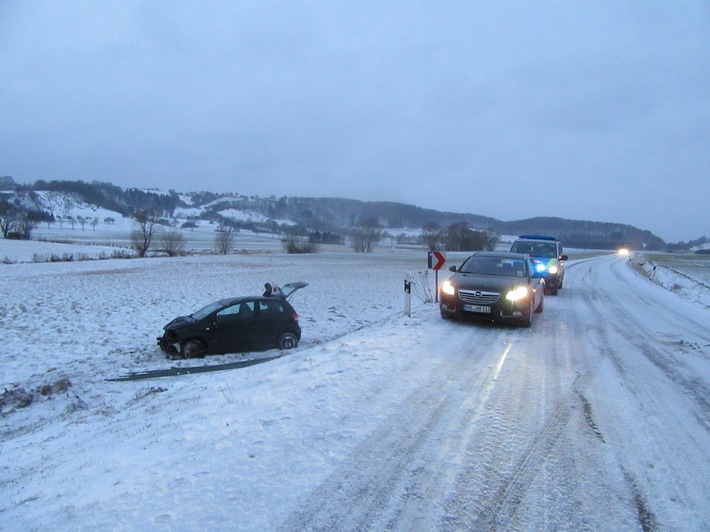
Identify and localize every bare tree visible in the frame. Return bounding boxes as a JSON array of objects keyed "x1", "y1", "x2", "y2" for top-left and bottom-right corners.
[
  {"x1": 215, "y1": 226, "x2": 235, "y2": 255},
  {"x1": 15, "y1": 216, "x2": 37, "y2": 239},
  {"x1": 352, "y1": 217, "x2": 383, "y2": 253},
  {"x1": 0, "y1": 204, "x2": 19, "y2": 238},
  {"x1": 421, "y1": 221, "x2": 445, "y2": 251},
  {"x1": 160, "y1": 228, "x2": 186, "y2": 257},
  {"x1": 1, "y1": 207, "x2": 37, "y2": 240},
  {"x1": 131, "y1": 210, "x2": 159, "y2": 258}
]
